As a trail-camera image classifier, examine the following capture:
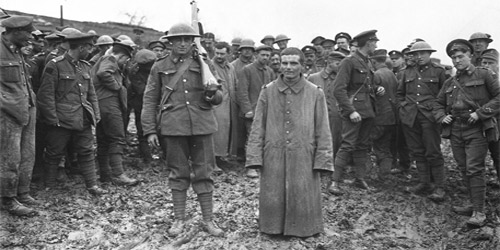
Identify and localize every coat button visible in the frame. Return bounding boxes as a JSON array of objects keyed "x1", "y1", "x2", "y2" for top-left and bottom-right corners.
[
  {"x1": 185, "y1": 90, "x2": 188, "y2": 93},
  {"x1": 186, "y1": 101, "x2": 190, "y2": 104},
  {"x1": 183, "y1": 79, "x2": 187, "y2": 82}
]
